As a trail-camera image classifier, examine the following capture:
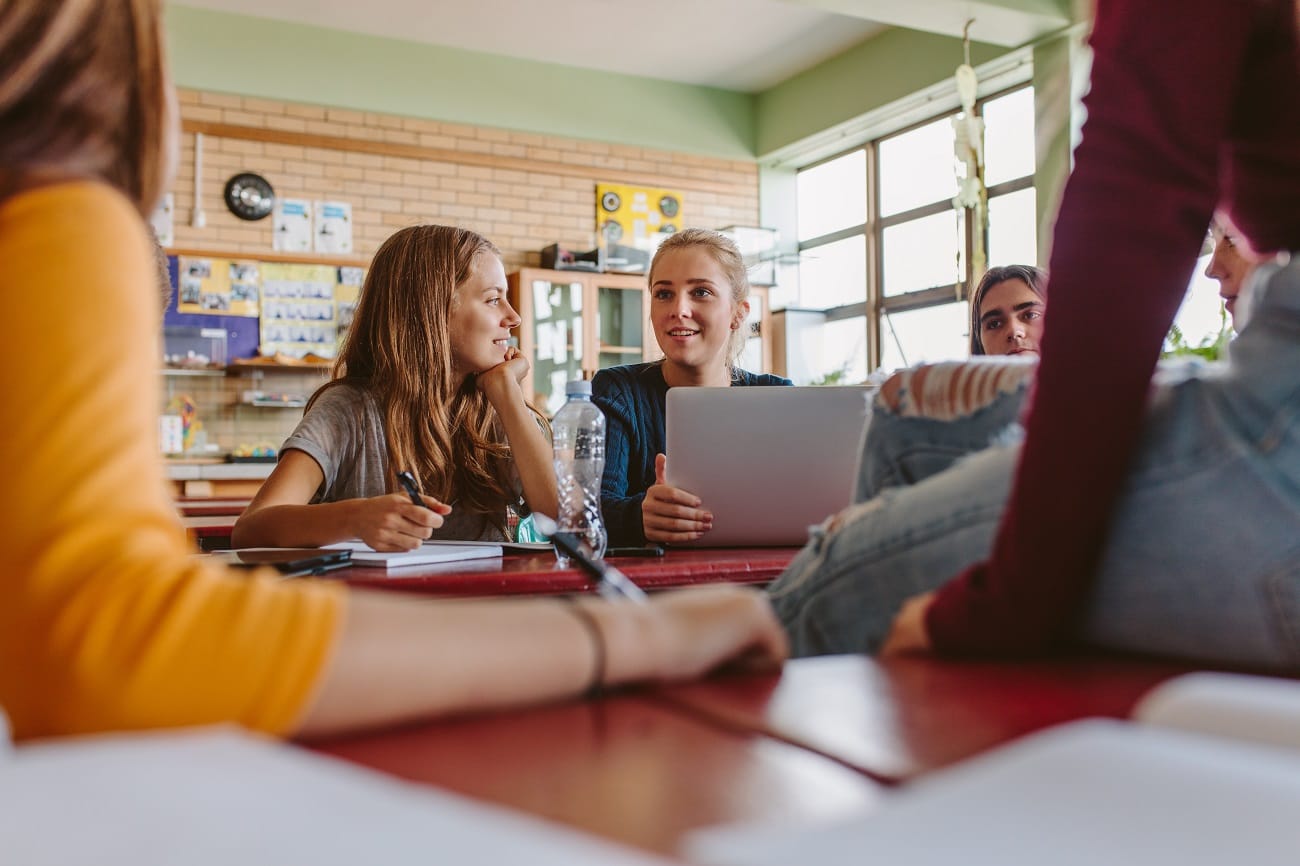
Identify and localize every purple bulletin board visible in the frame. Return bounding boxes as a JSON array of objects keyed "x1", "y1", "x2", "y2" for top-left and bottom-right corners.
[{"x1": 161, "y1": 255, "x2": 261, "y2": 361}]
